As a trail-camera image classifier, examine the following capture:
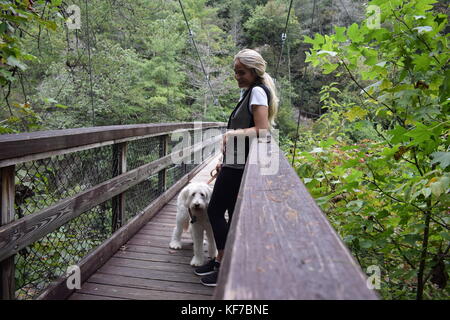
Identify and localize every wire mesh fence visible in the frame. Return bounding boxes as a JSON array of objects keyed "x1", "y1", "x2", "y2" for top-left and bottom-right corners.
[
  {"x1": 14, "y1": 145, "x2": 116, "y2": 220},
  {"x1": 6, "y1": 127, "x2": 223, "y2": 300},
  {"x1": 124, "y1": 173, "x2": 161, "y2": 224},
  {"x1": 15, "y1": 200, "x2": 113, "y2": 300}
]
